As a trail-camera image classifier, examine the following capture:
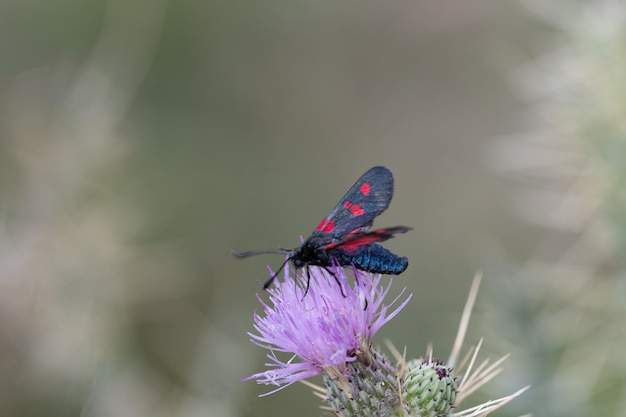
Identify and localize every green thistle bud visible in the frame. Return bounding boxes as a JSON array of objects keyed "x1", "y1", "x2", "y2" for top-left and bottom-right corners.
[
  {"x1": 324, "y1": 345, "x2": 402, "y2": 417},
  {"x1": 402, "y1": 358, "x2": 457, "y2": 417}
]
